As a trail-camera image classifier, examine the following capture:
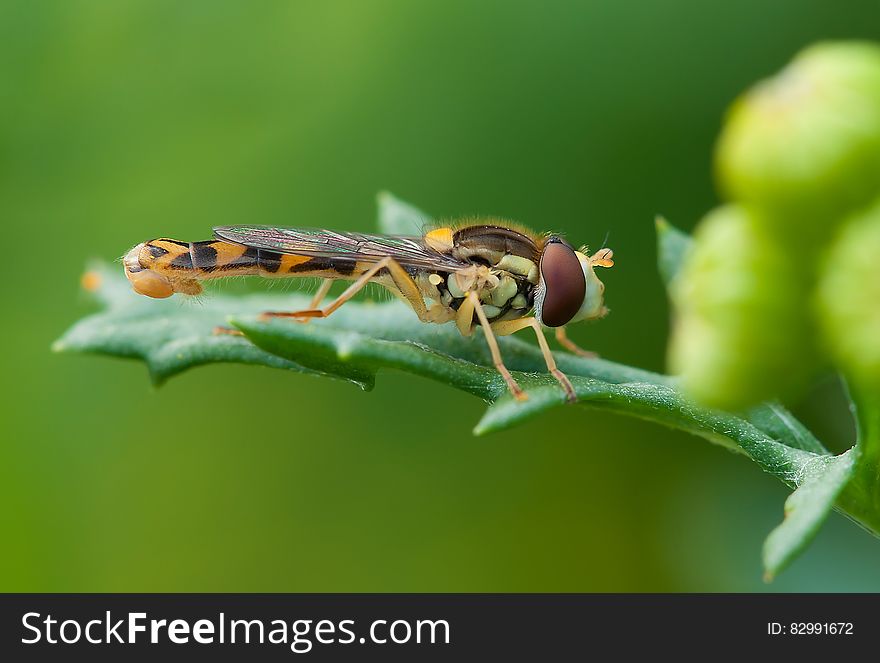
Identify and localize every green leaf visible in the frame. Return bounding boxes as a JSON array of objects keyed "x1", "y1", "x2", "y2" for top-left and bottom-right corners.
[
  {"x1": 655, "y1": 215, "x2": 692, "y2": 287},
  {"x1": 376, "y1": 190, "x2": 432, "y2": 235},
  {"x1": 763, "y1": 450, "x2": 856, "y2": 581},
  {"x1": 477, "y1": 379, "x2": 820, "y2": 480}
]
